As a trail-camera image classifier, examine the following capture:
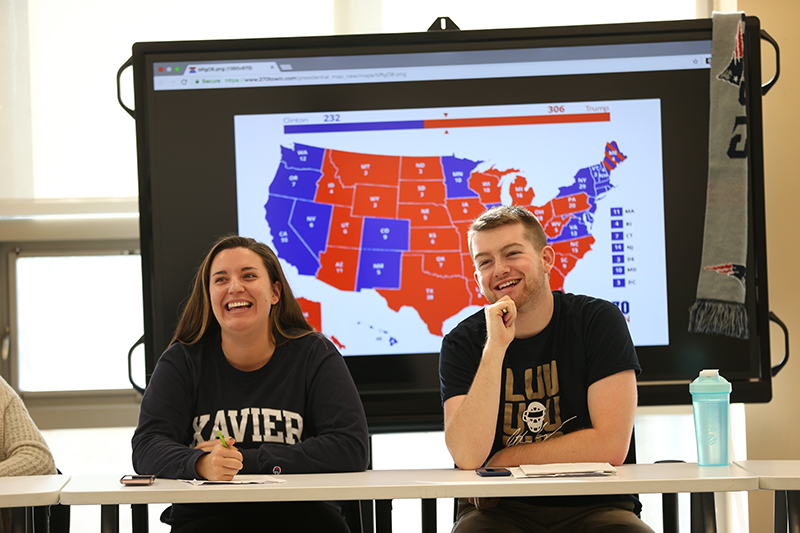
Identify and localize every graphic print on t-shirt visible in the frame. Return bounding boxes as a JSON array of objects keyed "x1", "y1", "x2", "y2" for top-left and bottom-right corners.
[
  {"x1": 502, "y1": 360, "x2": 566, "y2": 445},
  {"x1": 192, "y1": 407, "x2": 304, "y2": 447}
]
